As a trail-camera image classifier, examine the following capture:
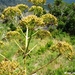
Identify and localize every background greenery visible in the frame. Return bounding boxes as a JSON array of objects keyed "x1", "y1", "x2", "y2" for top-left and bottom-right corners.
[{"x1": 0, "y1": 0, "x2": 75, "y2": 75}]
